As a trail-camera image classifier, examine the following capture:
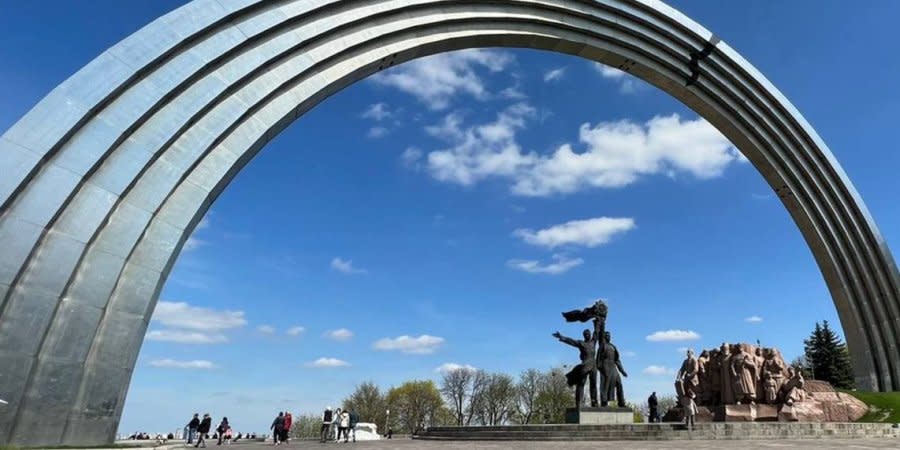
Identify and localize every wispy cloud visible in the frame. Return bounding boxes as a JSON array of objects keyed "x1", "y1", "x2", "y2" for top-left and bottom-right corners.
[
  {"x1": 374, "y1": 335, "x2": 444, "y2": 354},
  {"x1": 592, "y1": 63, "x2": 643, "y2": 94},
  {"x1": 370, "y1": 49, "x2": 514, "y2": 110},
  {"x1": 506, "y1": 254, "x2": 583, "y2": 275},
  {"x1": 150, "y1": 359, "x2": 217, "y2": 369},
  {"x1": 414, "y1": 103, "x2": 740, "y2": 196},
  {"x1": 145, "y1": 330, "x2": 228, "y2": 344},
  {"x1": 286, "y1": 326, "x2": 305, "y2": 336},
  {"x1": 646, "y1": 330, "x2": 701, "y2": 342},
  {"x1": 435, "y1": 362, "x2": 477, "y2": 373},
  {"x1": 306, "y1": 357, "x2": 351, "y2": 368},
  {"x1": 622, "y1": 351, "x2": 637, "y2": 358},
  {"x1": 514, "y1": 217, "x2": 635, "y2": 249},
  {"x1": 544, "y1": 67, "x2": 566, "y2": 82},
  {"x1": 257, "y1": 325, "x2": 276, "y2": 334},
  {"x1": 643, "y1": 365, "x2": 675, "y2": 376},
  {"x1": 745, "y1": 316, "x2": 764, "y2": 324},
  {"x1": 152, "y1": 301, "x2": 247, "y2": 331},
  {"x1": 326, "y1": 328, "x2": 354, "y2": 342},
  {"x1": 331, "y1": 257, "x2": 367, "y2": 275},
  {"x1": 367, "y1": 126, "x2": 388, "y2": 139},
  {"x1": 362, "y1": 102, "x2": 392, "y2": 121}
]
